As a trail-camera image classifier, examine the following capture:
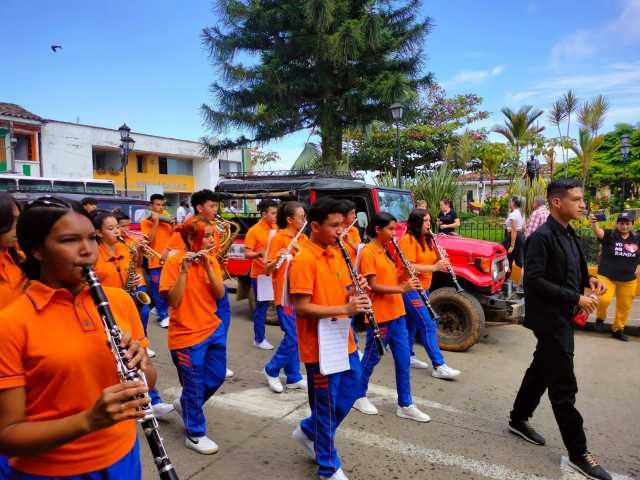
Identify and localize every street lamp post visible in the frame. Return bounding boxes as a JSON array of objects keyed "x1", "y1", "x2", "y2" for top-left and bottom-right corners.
[
  {"x1": 390, "y1": 103, "x2": 404, "y2": 188},
  {"x1": 118, "y1": 123, "x2": 135, "y2": 197},
  {"x1": 620, "y1": 133, "x2": 631, "y2": 210}
]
